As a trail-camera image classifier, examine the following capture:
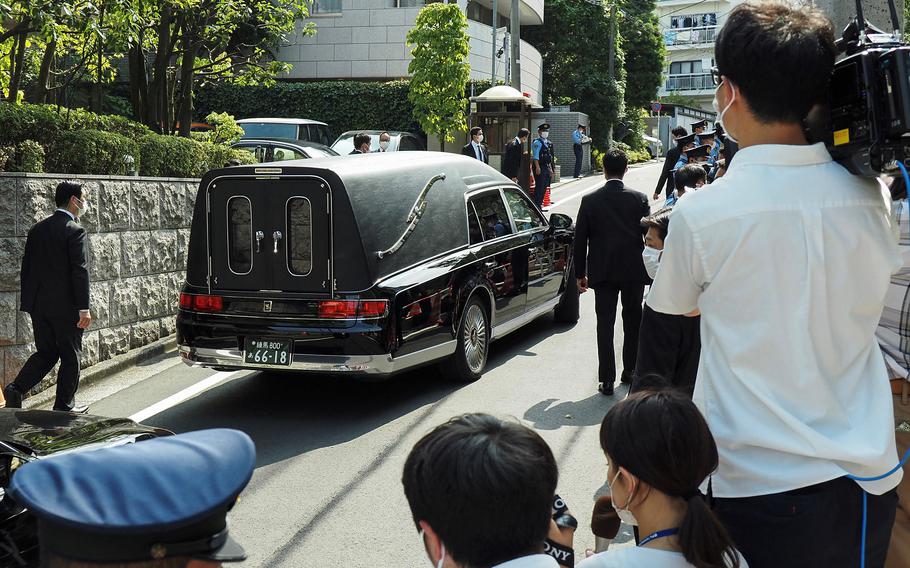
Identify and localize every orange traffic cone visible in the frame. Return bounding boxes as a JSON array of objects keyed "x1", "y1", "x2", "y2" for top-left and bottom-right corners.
[{"x1": 542, "y1": 186, "x2": 552, "y2": 208}]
